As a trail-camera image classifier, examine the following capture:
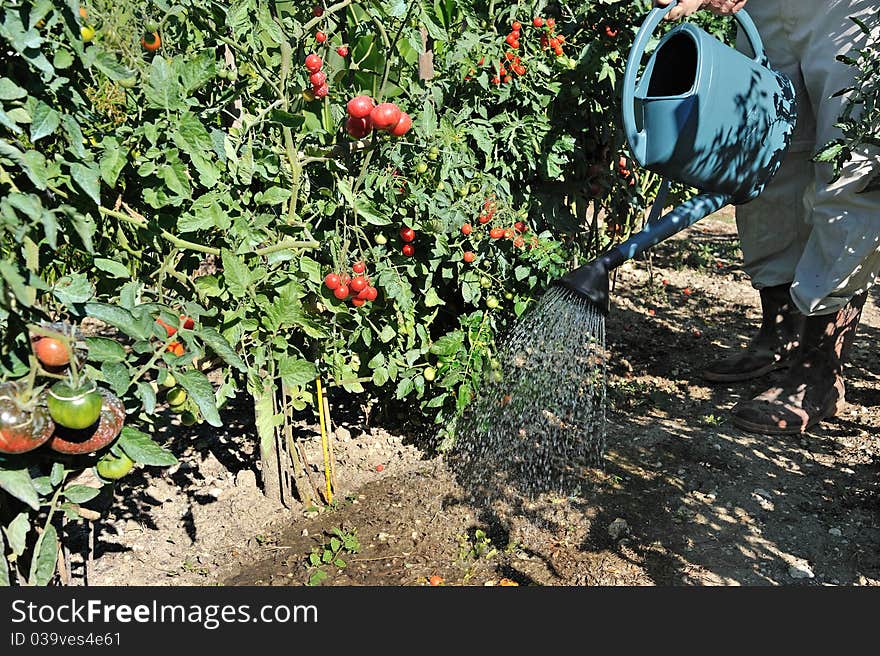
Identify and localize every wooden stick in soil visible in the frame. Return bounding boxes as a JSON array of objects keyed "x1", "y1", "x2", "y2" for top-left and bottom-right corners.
[
  {"x1": 322, "y1": 394, "x2": 338, "y2": 494},
  {"x1": 295, "y1": 442, "x2": 326, "y2": 505},
  {"x1": 282, "y1": 385, "x2": 313, "y2": 507}
]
